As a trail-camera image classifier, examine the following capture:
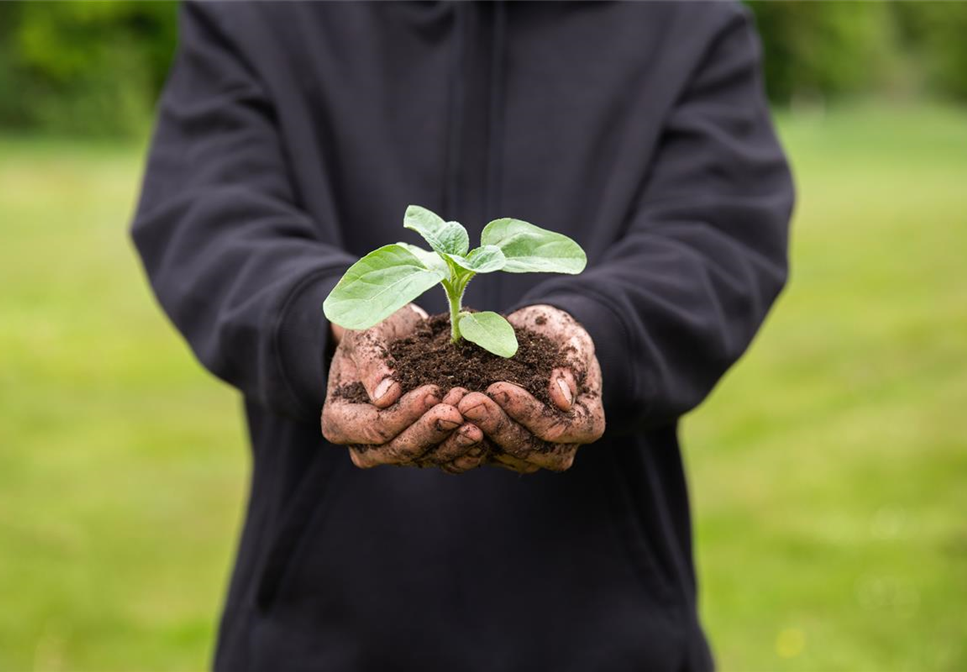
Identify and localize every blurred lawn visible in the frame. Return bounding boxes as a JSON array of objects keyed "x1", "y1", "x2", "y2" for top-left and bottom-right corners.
[{"x1": 1, "y1": 104, "x2": 965, "y2": 671}]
